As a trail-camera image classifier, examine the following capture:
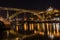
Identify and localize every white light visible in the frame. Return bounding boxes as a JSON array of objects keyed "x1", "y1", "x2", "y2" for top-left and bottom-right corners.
[
  {"x1": 49, "y1": 34, "x2": 54, "y2": 39},
  {"x1": 47, "y1": 7, "x2": 53, "y2": 11},
  {"x1": 39, "y1": 11, "x2": 44, "y2": 13}
]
